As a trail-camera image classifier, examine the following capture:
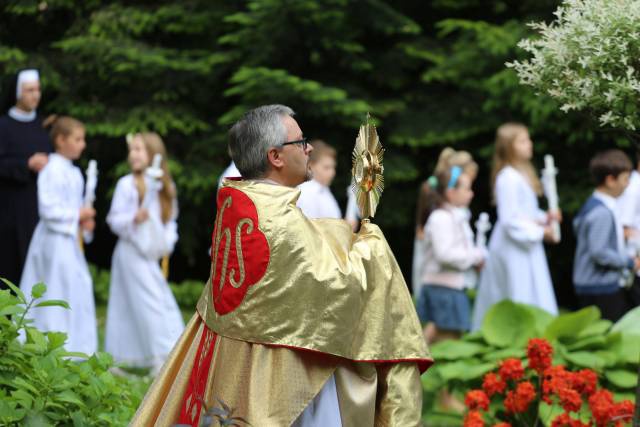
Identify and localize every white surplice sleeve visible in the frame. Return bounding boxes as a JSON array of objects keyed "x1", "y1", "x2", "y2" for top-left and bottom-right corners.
[
  {"x1": 107, "y1": 177, "x2": 138, "y2": 240},
  {"x1": 496, "y1": 169, "x2": 544, "y2": 246},
  {"x1": 37, "y1": 165, "x2": 79, "y2": 236}
]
